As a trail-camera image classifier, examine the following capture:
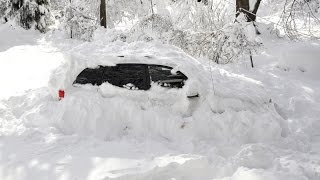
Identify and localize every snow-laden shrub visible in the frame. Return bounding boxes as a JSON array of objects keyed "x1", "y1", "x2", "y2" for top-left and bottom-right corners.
[
  {"x1": 277, "y1": 0, "x2": 320, "y2": 39},
  {"x1": 1, "y1": 0, "x2": 53, "y2": 32},
  {"x1": 49, "y1": 0, "x2": 259, "y2": 64},
  {"x1": 52, "y1": 0, "x2": 160, "y2": 41},
  {"x1": 55, "y1": 0, "x2": 176, "y2": 41},
  {"x1": 186, "y1": 21, "x2": 261, "y2": 64},
  {"x1": 171, "y1": 0, "x2": 233, "y2": 31},
  {"x1": 55, "y1": 0, "x2": 99, "y2": 41},
  {"x1": 50, "y1": 0, "x2": 69, "y2": 19},
  {"x1": 129, "y1": 14, "x2": 174, "y2": 42},
  {"x1": 65, "y1": 1, "x2": 98, "y2": 40},
  {"x1": 127, "y1": 13, "x2": 261, "y2": 64},
  {"x1": 107, "y1": 0, "x2": 152, "y2": 27},
  {"x1": 125, "y1": 0, "x2": 254, "y2": 64},
  {"x1": 0, "y1": 0, "x2": 10, "y2": 22}
]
